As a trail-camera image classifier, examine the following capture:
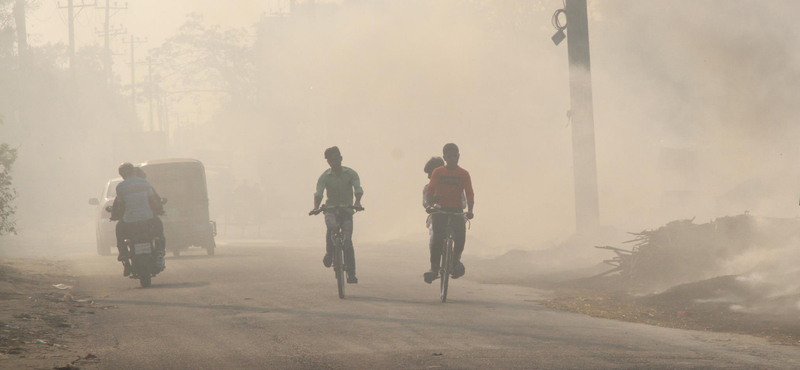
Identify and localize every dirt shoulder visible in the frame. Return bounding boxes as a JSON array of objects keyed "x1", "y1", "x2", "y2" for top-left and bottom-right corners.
[
  {"x1": 541, "y1": 276, "x2": 800, "y2": 346},
  {"x1": 0, "y1": 258, "x2": 107, "y2": 369}
]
